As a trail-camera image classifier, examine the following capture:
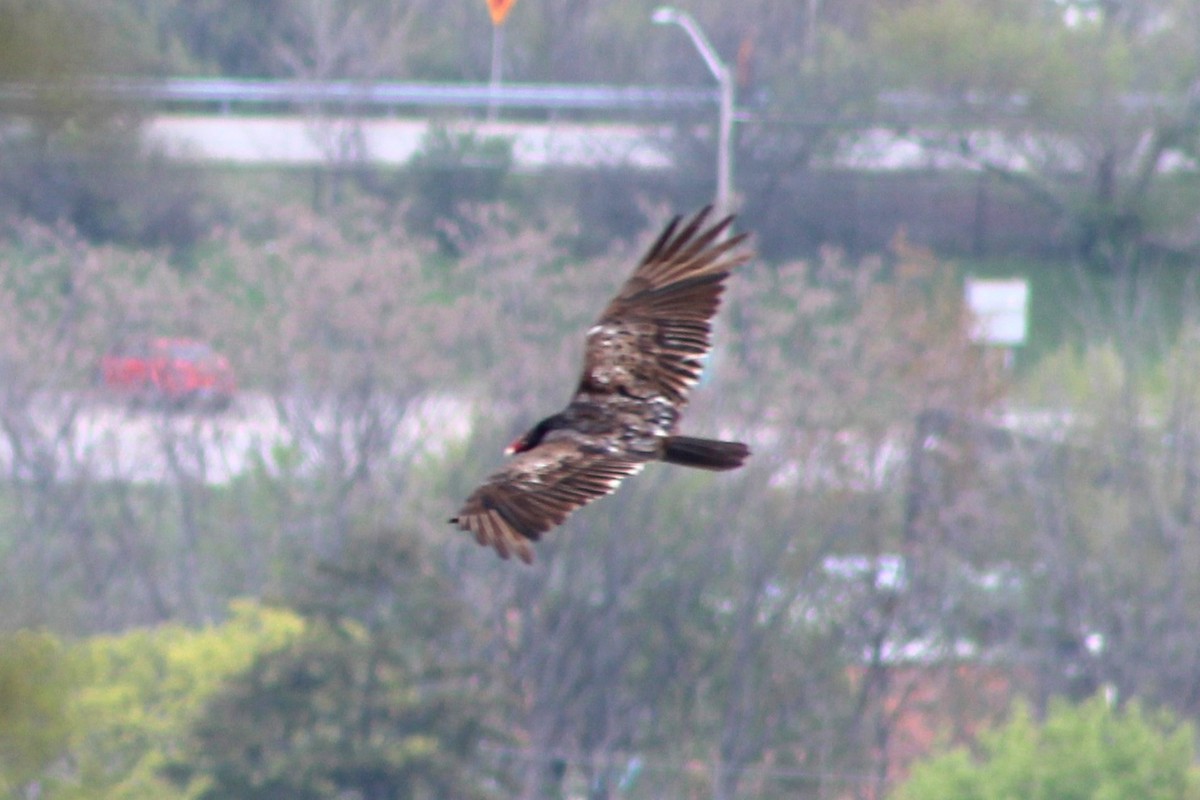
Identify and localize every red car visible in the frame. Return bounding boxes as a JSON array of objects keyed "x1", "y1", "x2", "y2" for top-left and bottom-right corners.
[{"x1": 101, "y1": 337, "x2": 235, "y2": 410}]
